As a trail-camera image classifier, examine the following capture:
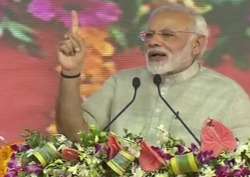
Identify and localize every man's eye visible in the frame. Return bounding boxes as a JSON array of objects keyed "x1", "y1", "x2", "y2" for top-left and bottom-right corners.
[
  {"x1": 161, "y1": 33, "x2": 175, "y2": 37},
  {"x1": 145, "y1": 32, "x2": 154, "y2": 38}
]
